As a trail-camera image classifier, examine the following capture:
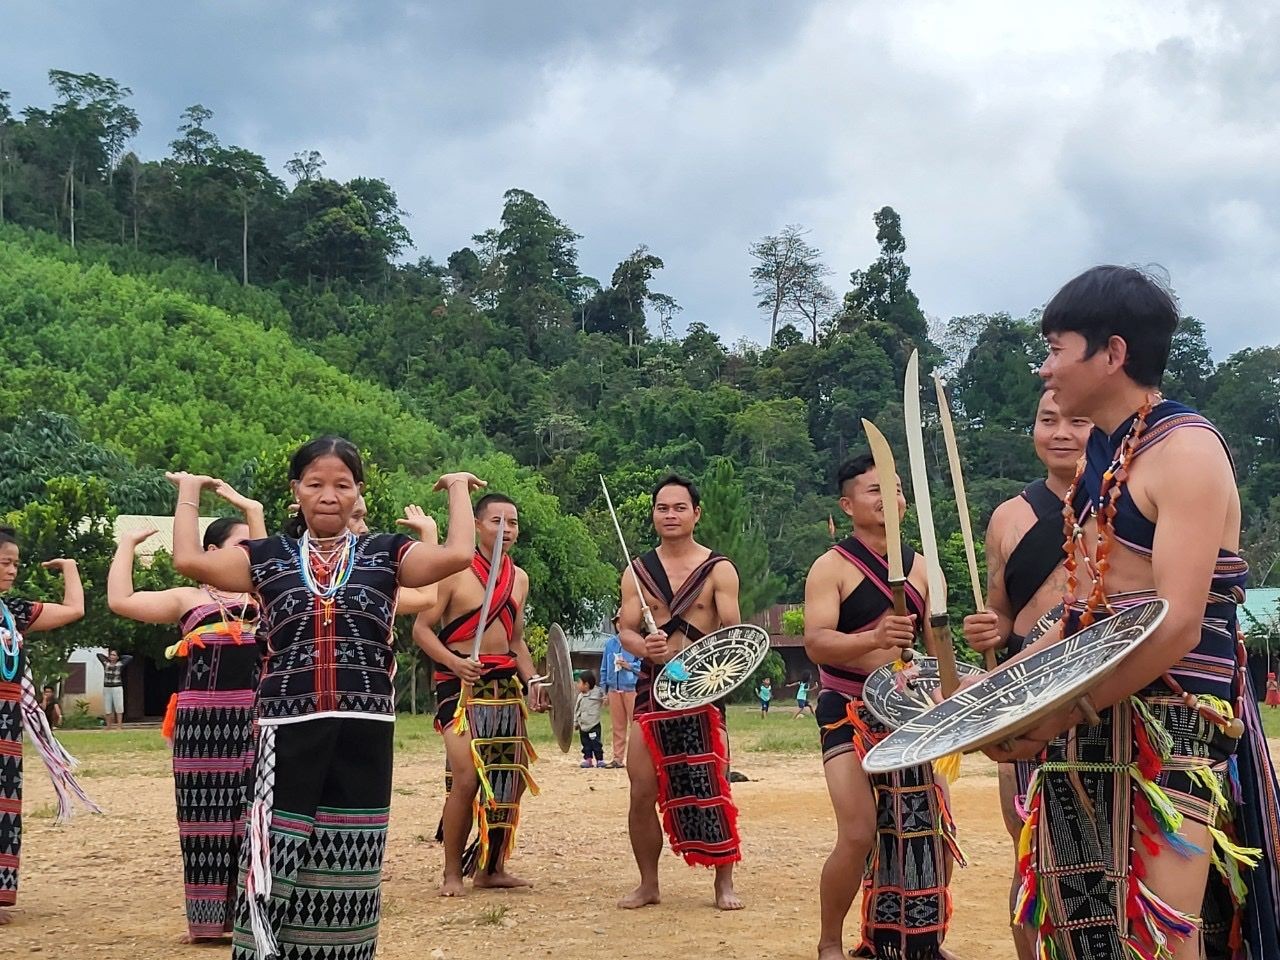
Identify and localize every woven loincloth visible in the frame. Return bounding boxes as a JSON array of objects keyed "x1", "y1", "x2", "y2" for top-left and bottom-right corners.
[{"x1": 636, "y1": 704, "x2": 741, "y2": 868}]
